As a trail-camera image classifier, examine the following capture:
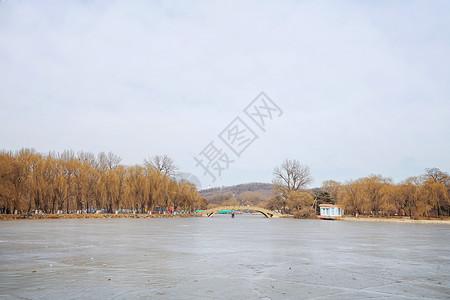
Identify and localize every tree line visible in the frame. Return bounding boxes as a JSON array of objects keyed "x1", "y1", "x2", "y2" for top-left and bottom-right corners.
[
  {"x1": 332, "y1": 169, "x2": 450, "y2": 218},
  {"x1": 2, "y1": 151, "x2": 448, "y2": 219},
  {"x1": 269, "y1": 159, "x2": 450, "y2": 219},
  {"x1": 0, "y1": 149, "x2": 206, "y2": 214}
]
